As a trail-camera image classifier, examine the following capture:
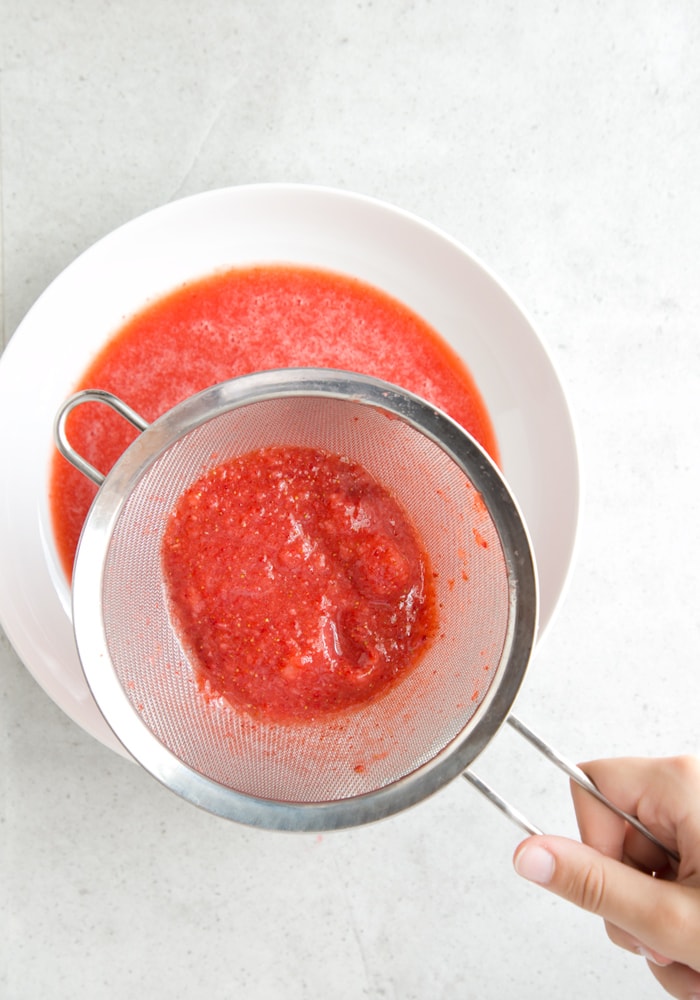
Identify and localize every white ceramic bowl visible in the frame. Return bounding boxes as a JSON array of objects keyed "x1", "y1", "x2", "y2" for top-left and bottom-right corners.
[{"x1": 0, "y1": 184, "x2": 580, "y2": 756}]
